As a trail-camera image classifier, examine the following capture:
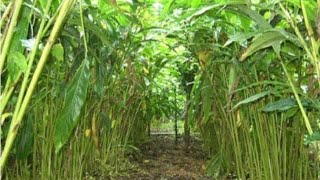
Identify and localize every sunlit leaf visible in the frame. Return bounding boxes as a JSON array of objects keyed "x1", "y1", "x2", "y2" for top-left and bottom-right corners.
[
  {"x1": 52, "y1": 44, "x2": 64, "y2": 61},
  {"x1": 191, "y1": 0, "x2": 202, "y2": 8},
  {"x1": 161, "y1": 0, "x2": 175, "y2": 17},
  {"x1": 7, "y1": 52, "x2": 27, "y2": 81},
  {"x1": 181, "y1": 1, "x2": 247, "y2": 22},
  {"x1": 38, "y1": 0, "x2": 47, "y2": 11},
  {"x1": 235, "y1": 5, "x2": 271, "y2": 29}
]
